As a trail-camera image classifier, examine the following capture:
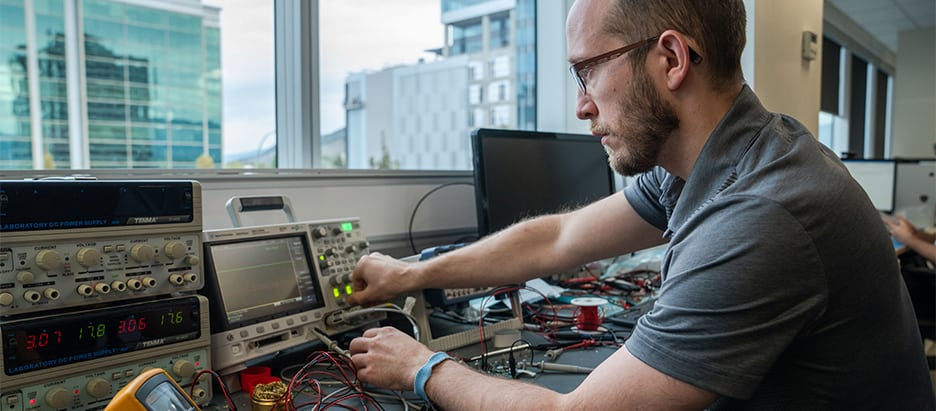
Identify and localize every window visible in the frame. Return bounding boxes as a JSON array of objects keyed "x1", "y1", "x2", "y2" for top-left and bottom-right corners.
[
  {"x1": 0, "y1": 0, "x2": 535, "y2": 171},
  {"x1": 818, "y1": 36, "x2": 892, "y2": 159},
  {"x1": 325, "y1": 0, "x2": 536, "y2": 170}
]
